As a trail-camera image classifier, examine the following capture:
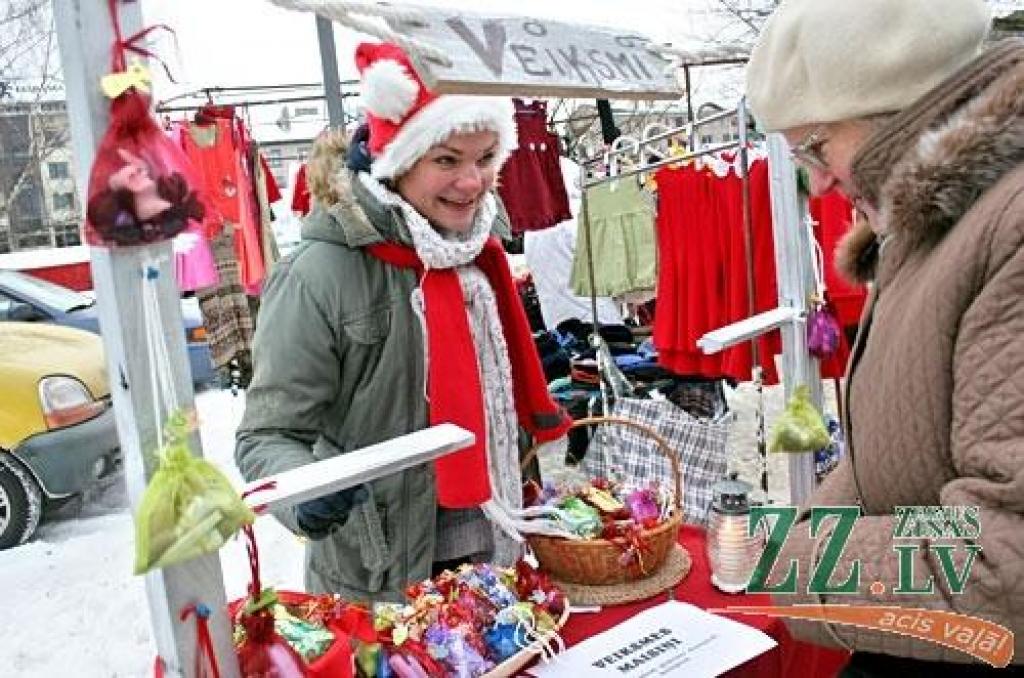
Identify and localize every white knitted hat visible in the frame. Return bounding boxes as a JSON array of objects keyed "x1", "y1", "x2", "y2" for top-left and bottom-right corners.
[{"x1": 746, "y1": 0, "x2": 992, "y2": 132}]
